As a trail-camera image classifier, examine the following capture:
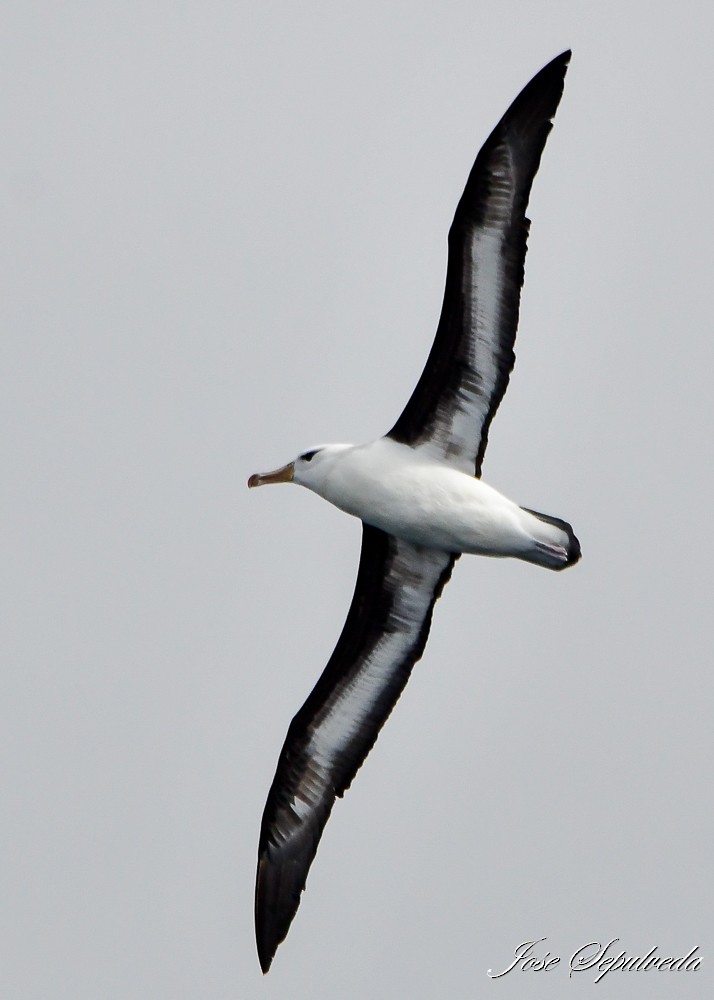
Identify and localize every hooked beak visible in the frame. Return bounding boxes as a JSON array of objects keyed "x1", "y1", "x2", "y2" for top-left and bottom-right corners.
[{"x1": 247, "y1": 462, "x2": 295, "y2": 488}]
